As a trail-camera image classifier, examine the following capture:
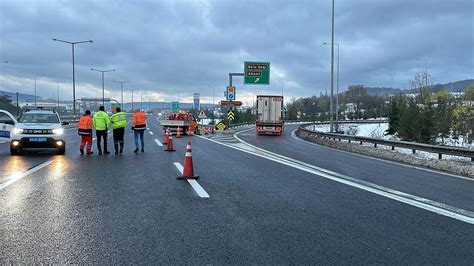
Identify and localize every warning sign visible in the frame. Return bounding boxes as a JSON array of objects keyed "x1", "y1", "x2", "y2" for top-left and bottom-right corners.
[{"x1": 198, "y1": 110, "x2": 207, "y2": 119}]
